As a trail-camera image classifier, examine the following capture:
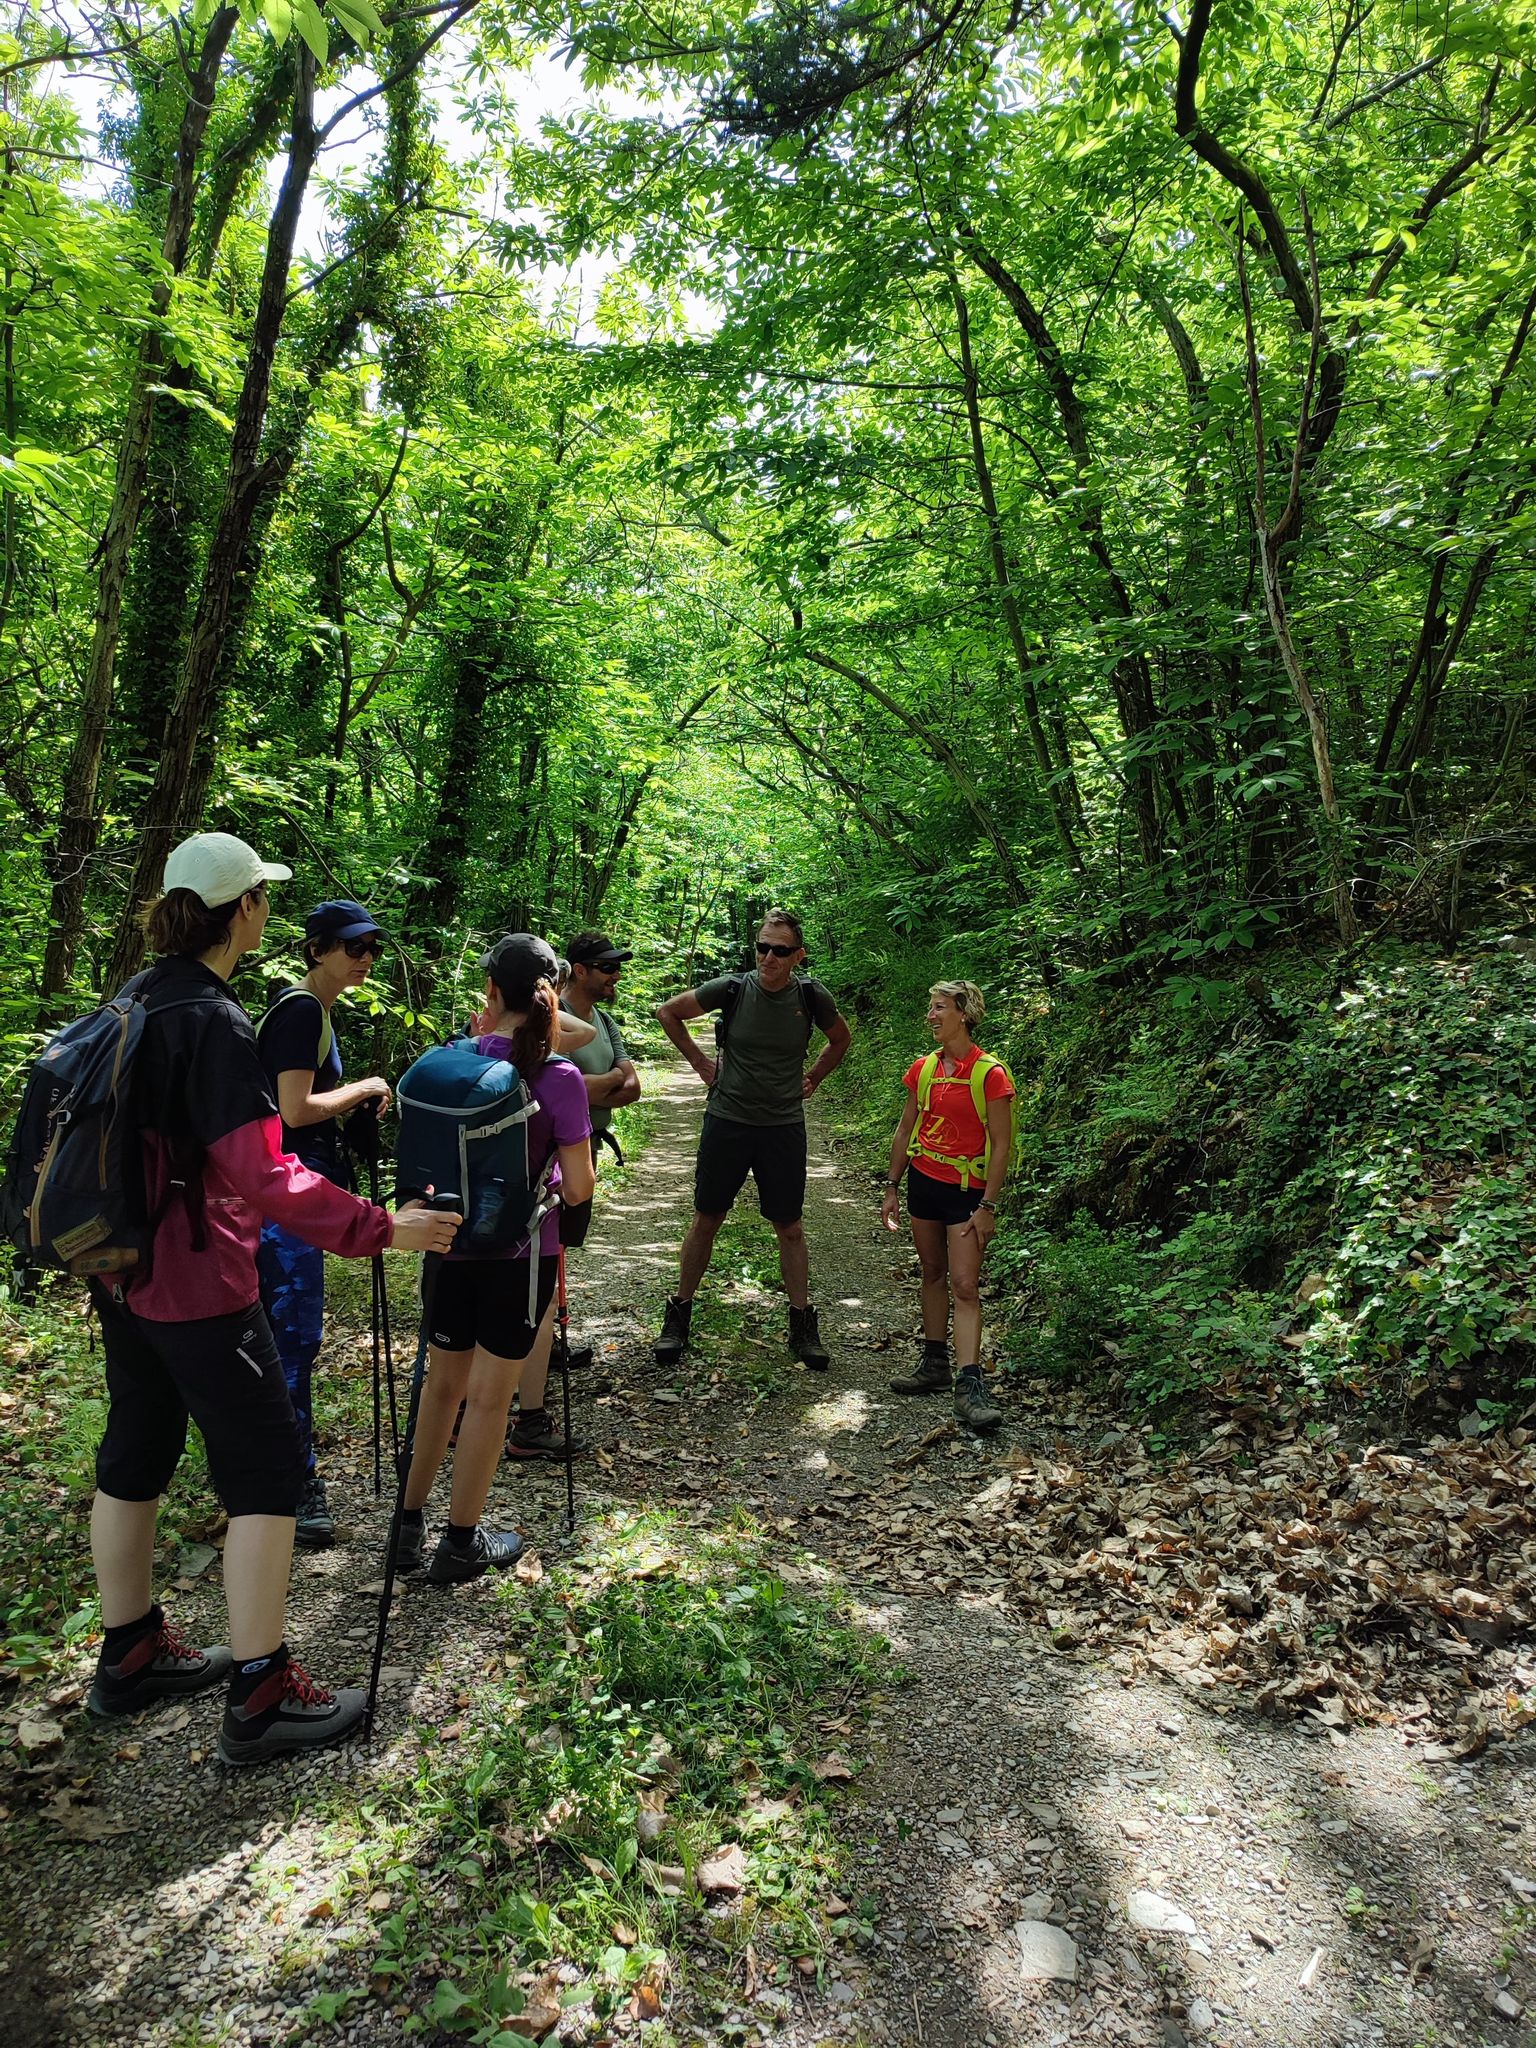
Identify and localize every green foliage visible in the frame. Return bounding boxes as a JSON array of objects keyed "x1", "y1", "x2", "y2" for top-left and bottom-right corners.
[{"x1": 332, "y1": 1513, "x2": 884, "y2": 2033}]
